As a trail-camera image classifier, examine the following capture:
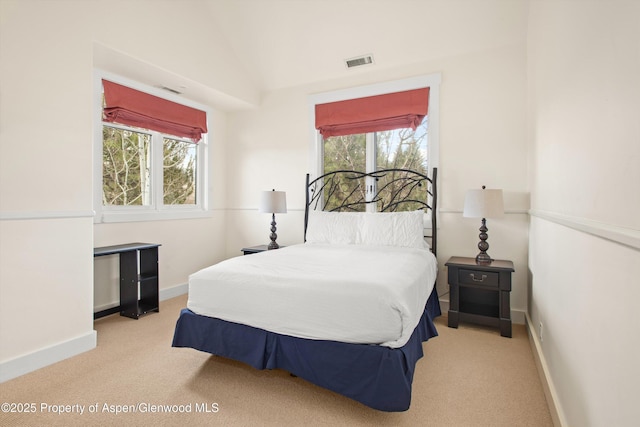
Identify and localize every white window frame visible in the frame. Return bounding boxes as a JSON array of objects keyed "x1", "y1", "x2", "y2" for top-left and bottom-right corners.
[
  {"x1": 93, "y1": 70, "x2": 211, "y2": 223},
  {"x1": 307, "y1": 74, "x2": 441, "y2": 213}
]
